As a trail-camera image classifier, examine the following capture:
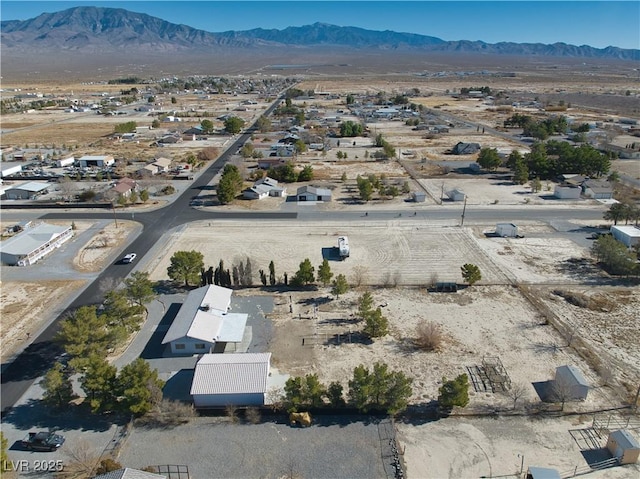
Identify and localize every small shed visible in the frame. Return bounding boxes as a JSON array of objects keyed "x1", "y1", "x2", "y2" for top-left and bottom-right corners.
[
  {"x1": 607, "y1": 429, "x2": 640, "y2": 464},
  {"x1": 496, "y1": 223, "x2": 518, "y2": 238},
  {"x1": 554, "y1": 184, "x2": 582, "y2": 199},
  {"x1": 554, "y1": 365, "x2": 589, "y2": 401},
  {"x1": 411, "y1": 191, "x2": 427, "y2": 203},
  {"x1": 610, "y1": 225, "x2": 640, "y2": 248},
  {"x1": 451, "y1": 142, "x2": 480, "y2": 155},
  {"x1": 582, "y1": 179, "x2": 613, "y2": 199},
  {"x1": 446, "y1": 189, "x2": 466, "y2": 202},
  {"x1": 526, "y1": 466, "x2": 562, "y2": 479}
]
